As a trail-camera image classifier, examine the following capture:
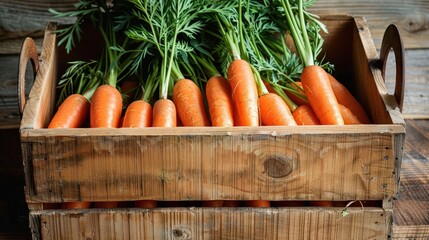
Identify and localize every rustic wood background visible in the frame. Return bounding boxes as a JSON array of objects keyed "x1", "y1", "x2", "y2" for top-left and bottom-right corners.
[{"x1": 0, "y1": 0, "x2": 428, "y2": 239}]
